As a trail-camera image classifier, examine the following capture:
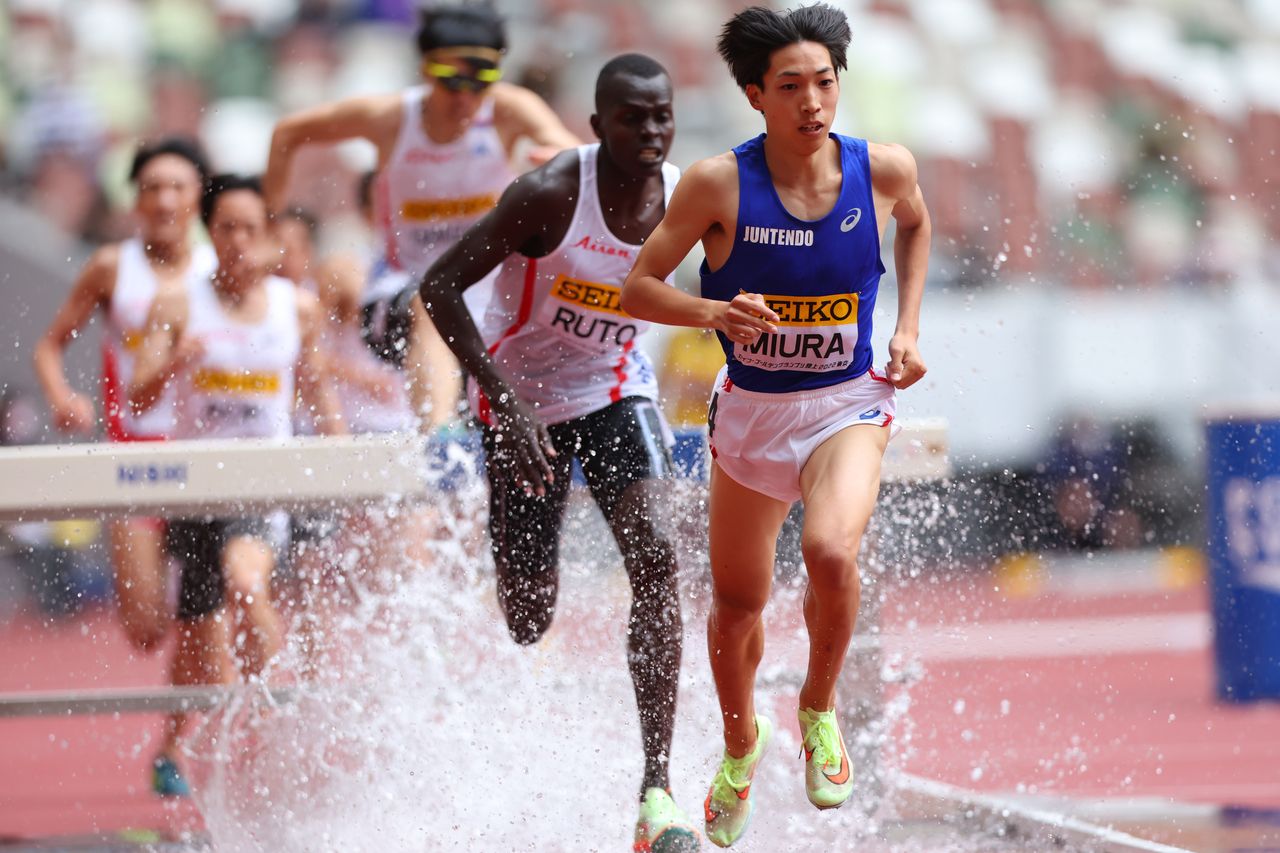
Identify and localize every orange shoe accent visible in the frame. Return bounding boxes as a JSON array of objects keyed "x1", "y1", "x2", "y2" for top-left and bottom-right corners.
[
  {"x1": 823, "y1": 754, "x2": 850, "y2": 786},
  {"x1": 735, "y1": 784, "x2": 751, "y2": 801},
  {"x1": 704, "y1": 792, "x2": 717, "y2": 825},
  {"x1": 802, "y1": 725, "x2": 851, "y2": 785}
]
